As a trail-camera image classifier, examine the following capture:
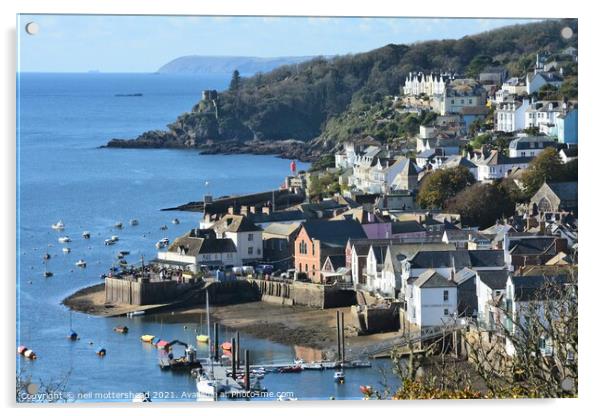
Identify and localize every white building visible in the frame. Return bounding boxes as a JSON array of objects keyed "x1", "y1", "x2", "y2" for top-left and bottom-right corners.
[
  {"x1": 438, "y1": 80, "x2": 487, "y2": 115},
  {"x1": 210, "y1": 214, "x2": 263, "y2": 264},
  {"x1": 156, "y1": 229, "x2": 239, "y2": 272},
  {"x1": 508, "y1": 136, "x2": 557, "y2": 158},
  {"x1": 475, "y1": 270, "x2": 508, "y2": 329},
  {"x1": 403, "y1": 72, "x2": 448, "y2": 97},
  {"x1": 406, "y1": 269, "x2": 458, "y2": 327},
  {"x1": 475, "y1": 150, "x2": 533, "y2": 182},
  {"x1": 335, "y1": 142, "x2": 358, "y2": 169},
  {"x1": 495, "y1": 99, "x2": 529, "y2": 132},
  {"x1": 525, "y1": 101, "x2": 563, "y2": 135}
]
